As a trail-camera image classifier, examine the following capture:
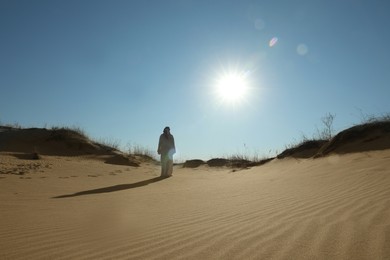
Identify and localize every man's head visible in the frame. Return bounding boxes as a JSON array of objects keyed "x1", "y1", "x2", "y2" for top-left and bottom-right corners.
[{"x1": 163, "y1": 126, "x2": 170, "y2": 134}]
